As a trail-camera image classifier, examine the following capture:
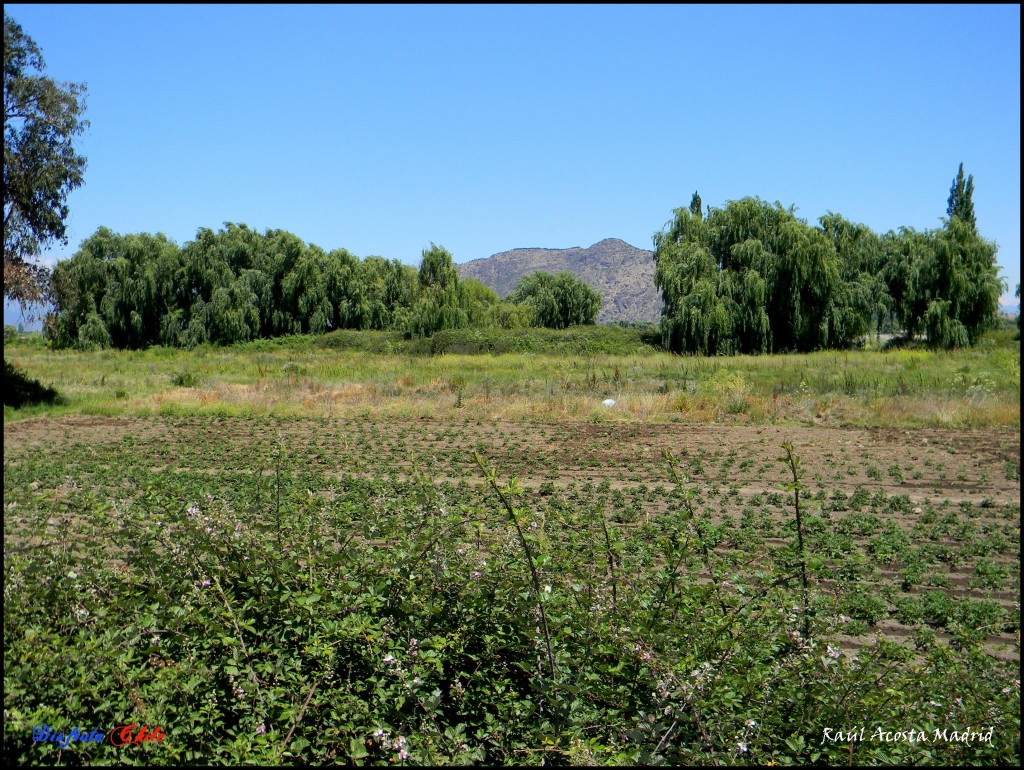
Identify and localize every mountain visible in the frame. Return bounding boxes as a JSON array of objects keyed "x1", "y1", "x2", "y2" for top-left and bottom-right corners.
[{"x1": 457, "y1": 238, "x2": 662, "y2": 324}]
